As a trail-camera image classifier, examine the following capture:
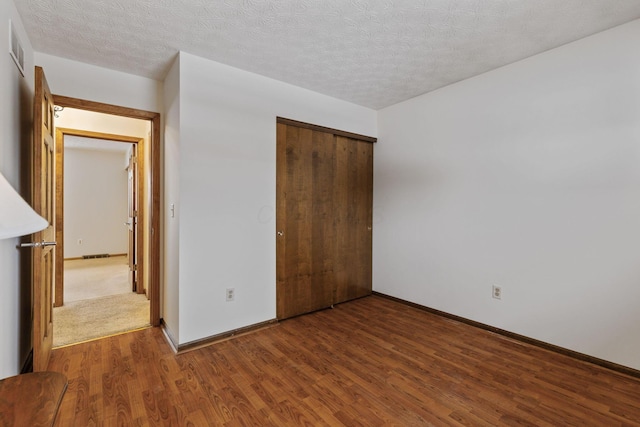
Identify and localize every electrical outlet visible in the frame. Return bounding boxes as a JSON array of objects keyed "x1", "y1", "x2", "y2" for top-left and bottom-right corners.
[
  {"x1": 226, "y1": 288, "x2": 235, "y2": 302},
  {"x1": 78, "y1": 239, "x2": 82, "y2": 245},
  {"x1": 492, "y1": 285, "x2": 502, "y2": 300}
]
